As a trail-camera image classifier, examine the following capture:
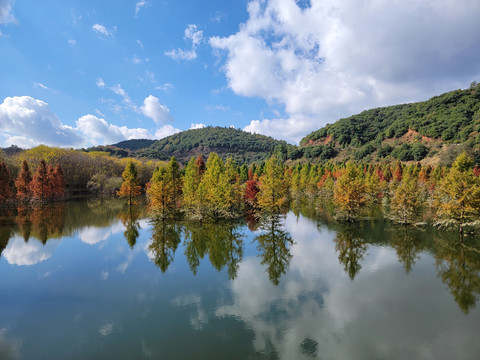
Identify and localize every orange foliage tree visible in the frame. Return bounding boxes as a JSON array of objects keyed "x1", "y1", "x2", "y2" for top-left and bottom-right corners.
[
  {"x1": 15, "y1": 160, "x2": 32, "y2": 199},
  {"x1": 117, "y1": 160, "x2": 142, "y2": 205}
]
